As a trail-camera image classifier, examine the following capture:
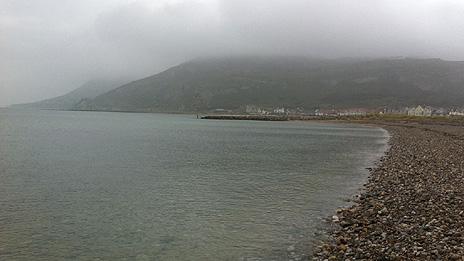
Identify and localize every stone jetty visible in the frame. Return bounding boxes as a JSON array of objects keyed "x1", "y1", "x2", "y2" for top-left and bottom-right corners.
[{"x1": 201, "y1": 115, "x2": 289, "y2": 121}]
